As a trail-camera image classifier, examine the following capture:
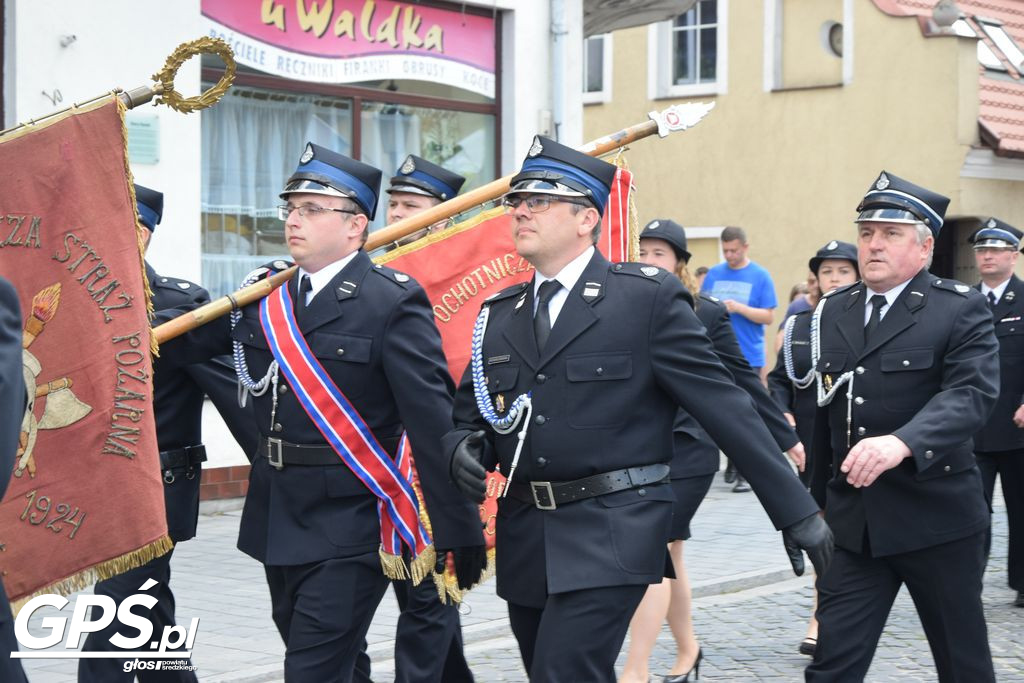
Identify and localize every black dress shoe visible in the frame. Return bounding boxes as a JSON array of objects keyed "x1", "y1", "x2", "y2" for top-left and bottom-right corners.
[
  {"x1": 723, "y1": 462, "x2": 737, "y2": 484},
  {"x1": 1015, "y1": 591, "x2": 1024, "y2": 608},
  {"x1": 663, "y1": 648, "x2": 702, "y2": 682},
  {"x1": 732, "y1": 476, "x2": 750, "y2": 493},
  {"x1": 799, "y1": 636, "x2": 817, "y2": 656}
]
